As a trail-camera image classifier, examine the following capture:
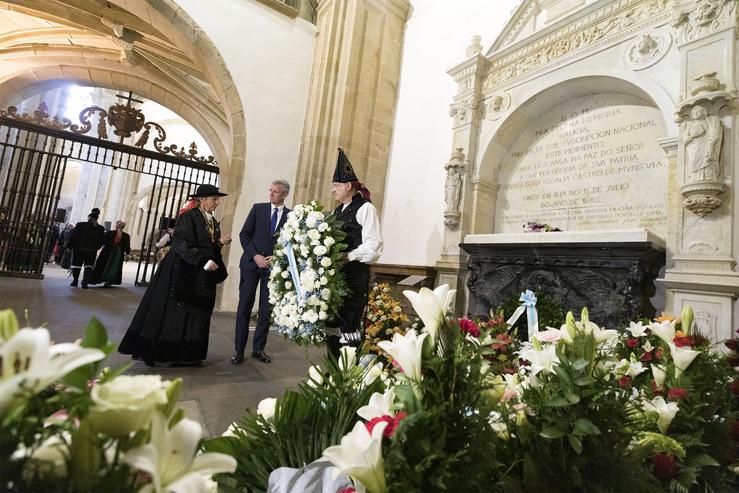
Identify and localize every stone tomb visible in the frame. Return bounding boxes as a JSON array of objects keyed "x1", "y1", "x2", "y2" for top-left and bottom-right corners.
[{"x1": 461, "y1": 229, "x2": 665, "y2": 329}]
